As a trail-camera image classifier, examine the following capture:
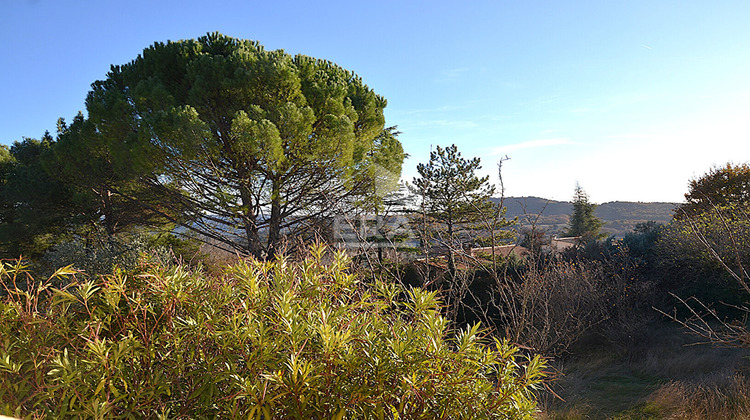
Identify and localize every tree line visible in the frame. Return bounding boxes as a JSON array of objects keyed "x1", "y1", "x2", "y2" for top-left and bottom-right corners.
[
  {"x1": 3, "y1": 31, "x2": 750, "y2": 361},
  {"x1": 1, "y1": 33, "x2": 405, "y2": 261}
]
